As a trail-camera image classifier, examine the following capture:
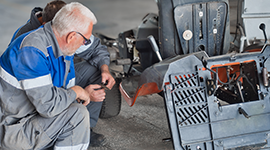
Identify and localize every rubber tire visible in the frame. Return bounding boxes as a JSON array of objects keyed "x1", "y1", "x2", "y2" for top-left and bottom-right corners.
[{"x1": 99, "y1": 78, "x2": 122, "y2": 119}]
